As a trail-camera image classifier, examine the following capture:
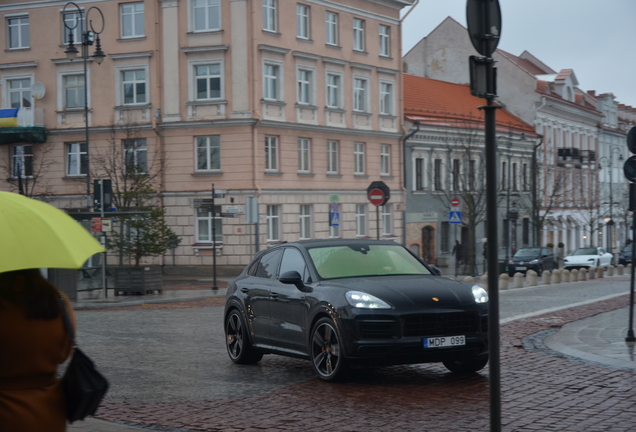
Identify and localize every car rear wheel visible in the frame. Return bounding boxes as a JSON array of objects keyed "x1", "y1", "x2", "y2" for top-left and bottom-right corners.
[
  {"x1": 310, "y1": 318, "x2": 348, "y2": 382},
  {"x1": 225, "y1": 309, "x2": 263, "y2": 364},
  {"x1": 443, "y1": 354, "x2": 489, "y2": 374}
]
